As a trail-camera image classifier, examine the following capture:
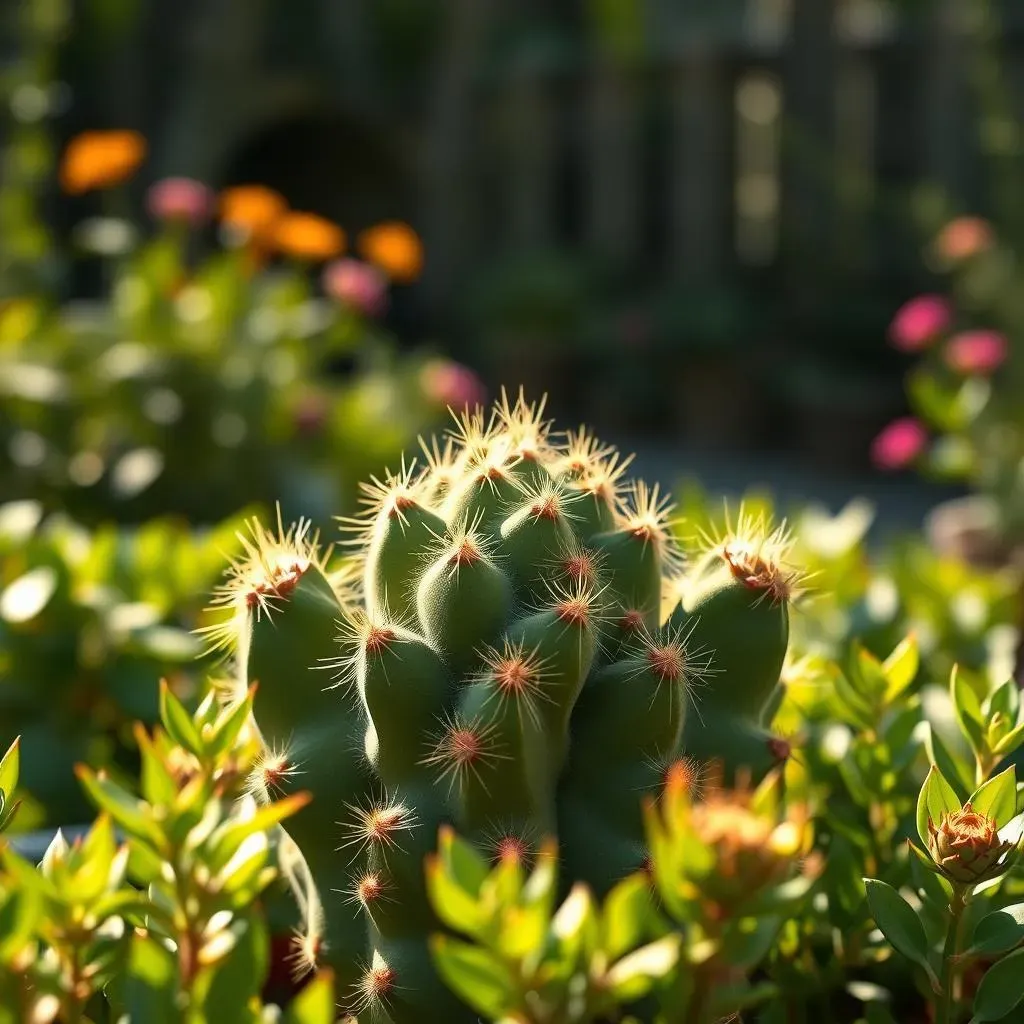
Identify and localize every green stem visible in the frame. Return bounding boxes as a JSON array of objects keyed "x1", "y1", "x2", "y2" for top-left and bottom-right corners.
[
  {"x1": 683, "y1": 963, "x2": 715, "y2": 1024},
  {"x1": 936, "y1": 886, "x2": 971, "y2": 1024}
]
